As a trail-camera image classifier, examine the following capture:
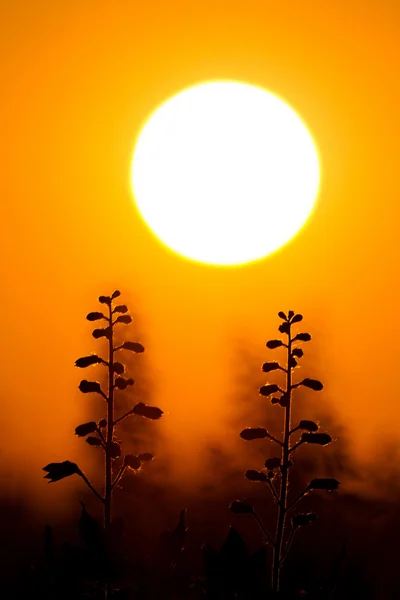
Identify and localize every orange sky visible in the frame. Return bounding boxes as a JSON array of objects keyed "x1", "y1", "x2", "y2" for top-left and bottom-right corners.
[{"x1": 1, "y1": 1, "x2": 399, "y2": 503}]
